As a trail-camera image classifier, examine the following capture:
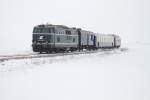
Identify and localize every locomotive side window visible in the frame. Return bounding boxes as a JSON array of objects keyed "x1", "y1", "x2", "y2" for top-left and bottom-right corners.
[
  {"x1": 66, "y1": 30, "x2": 71, "y2": 35},
  {"x1": 48, "y1": 28, "x2": 55, "y2": 33}
]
